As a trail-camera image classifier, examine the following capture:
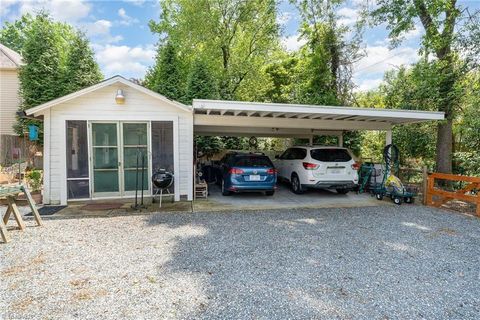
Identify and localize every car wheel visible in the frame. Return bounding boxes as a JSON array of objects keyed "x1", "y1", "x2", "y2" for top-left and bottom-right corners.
[
  {"x1": 265, "y1": 190, "x2": 275, "y2": 196},
  {"x1": 221, "y1": 179, "x2": 231, "y2": 196},
  {"x1": 336, "y1": 188, "x2": 349, "y2": 195},
  {"x1": 291, "y1": 174, "x2": 304, "y2": 194}
]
